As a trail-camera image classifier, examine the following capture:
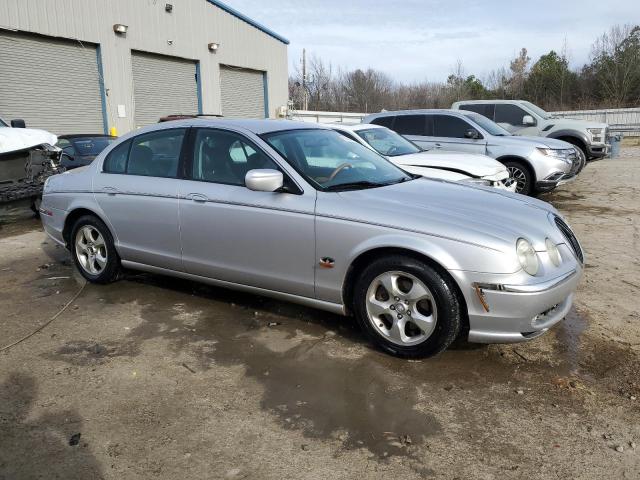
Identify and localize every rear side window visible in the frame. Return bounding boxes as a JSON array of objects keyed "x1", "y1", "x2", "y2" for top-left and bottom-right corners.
[
  {"x1": 459, "y1": 104, "x2": 495, "y2": 120},
  {"x1": 103, "y1": 140, "x2": 130, "y2": 173},
  {"x1": 128, "y1": 129, "x2": 186, "y2": 178},
  {"x1": 393, "y1": 115, "x2": 427, "y2": 136},
  {"x1": 433, "y1": 115, "x2": 473, "y2": 138},
  {"x1": 494, "y1": 104, "x2": 528, "y2": 127},
  {"x1": 369, "y1": 116, "x2": 394, "y2": 128}
]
